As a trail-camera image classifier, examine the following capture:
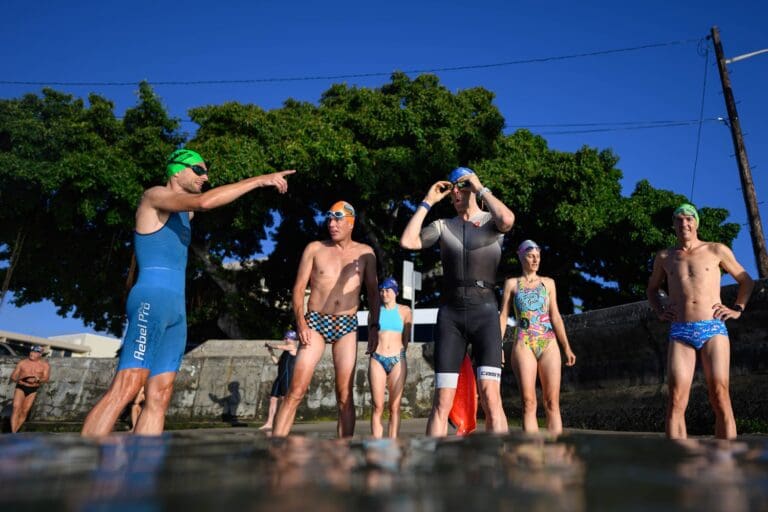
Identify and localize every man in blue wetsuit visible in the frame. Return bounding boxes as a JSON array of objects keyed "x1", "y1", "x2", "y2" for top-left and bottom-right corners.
[
  {"x1": 81, "y1": 149, "x2": 295, "y2": 436},
  {"x1": 647, "y1": 203, "x2": 753, "y2": 440},
  {"x1": 400, "y1": 167, "x2": 515, "y2": 436}
]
